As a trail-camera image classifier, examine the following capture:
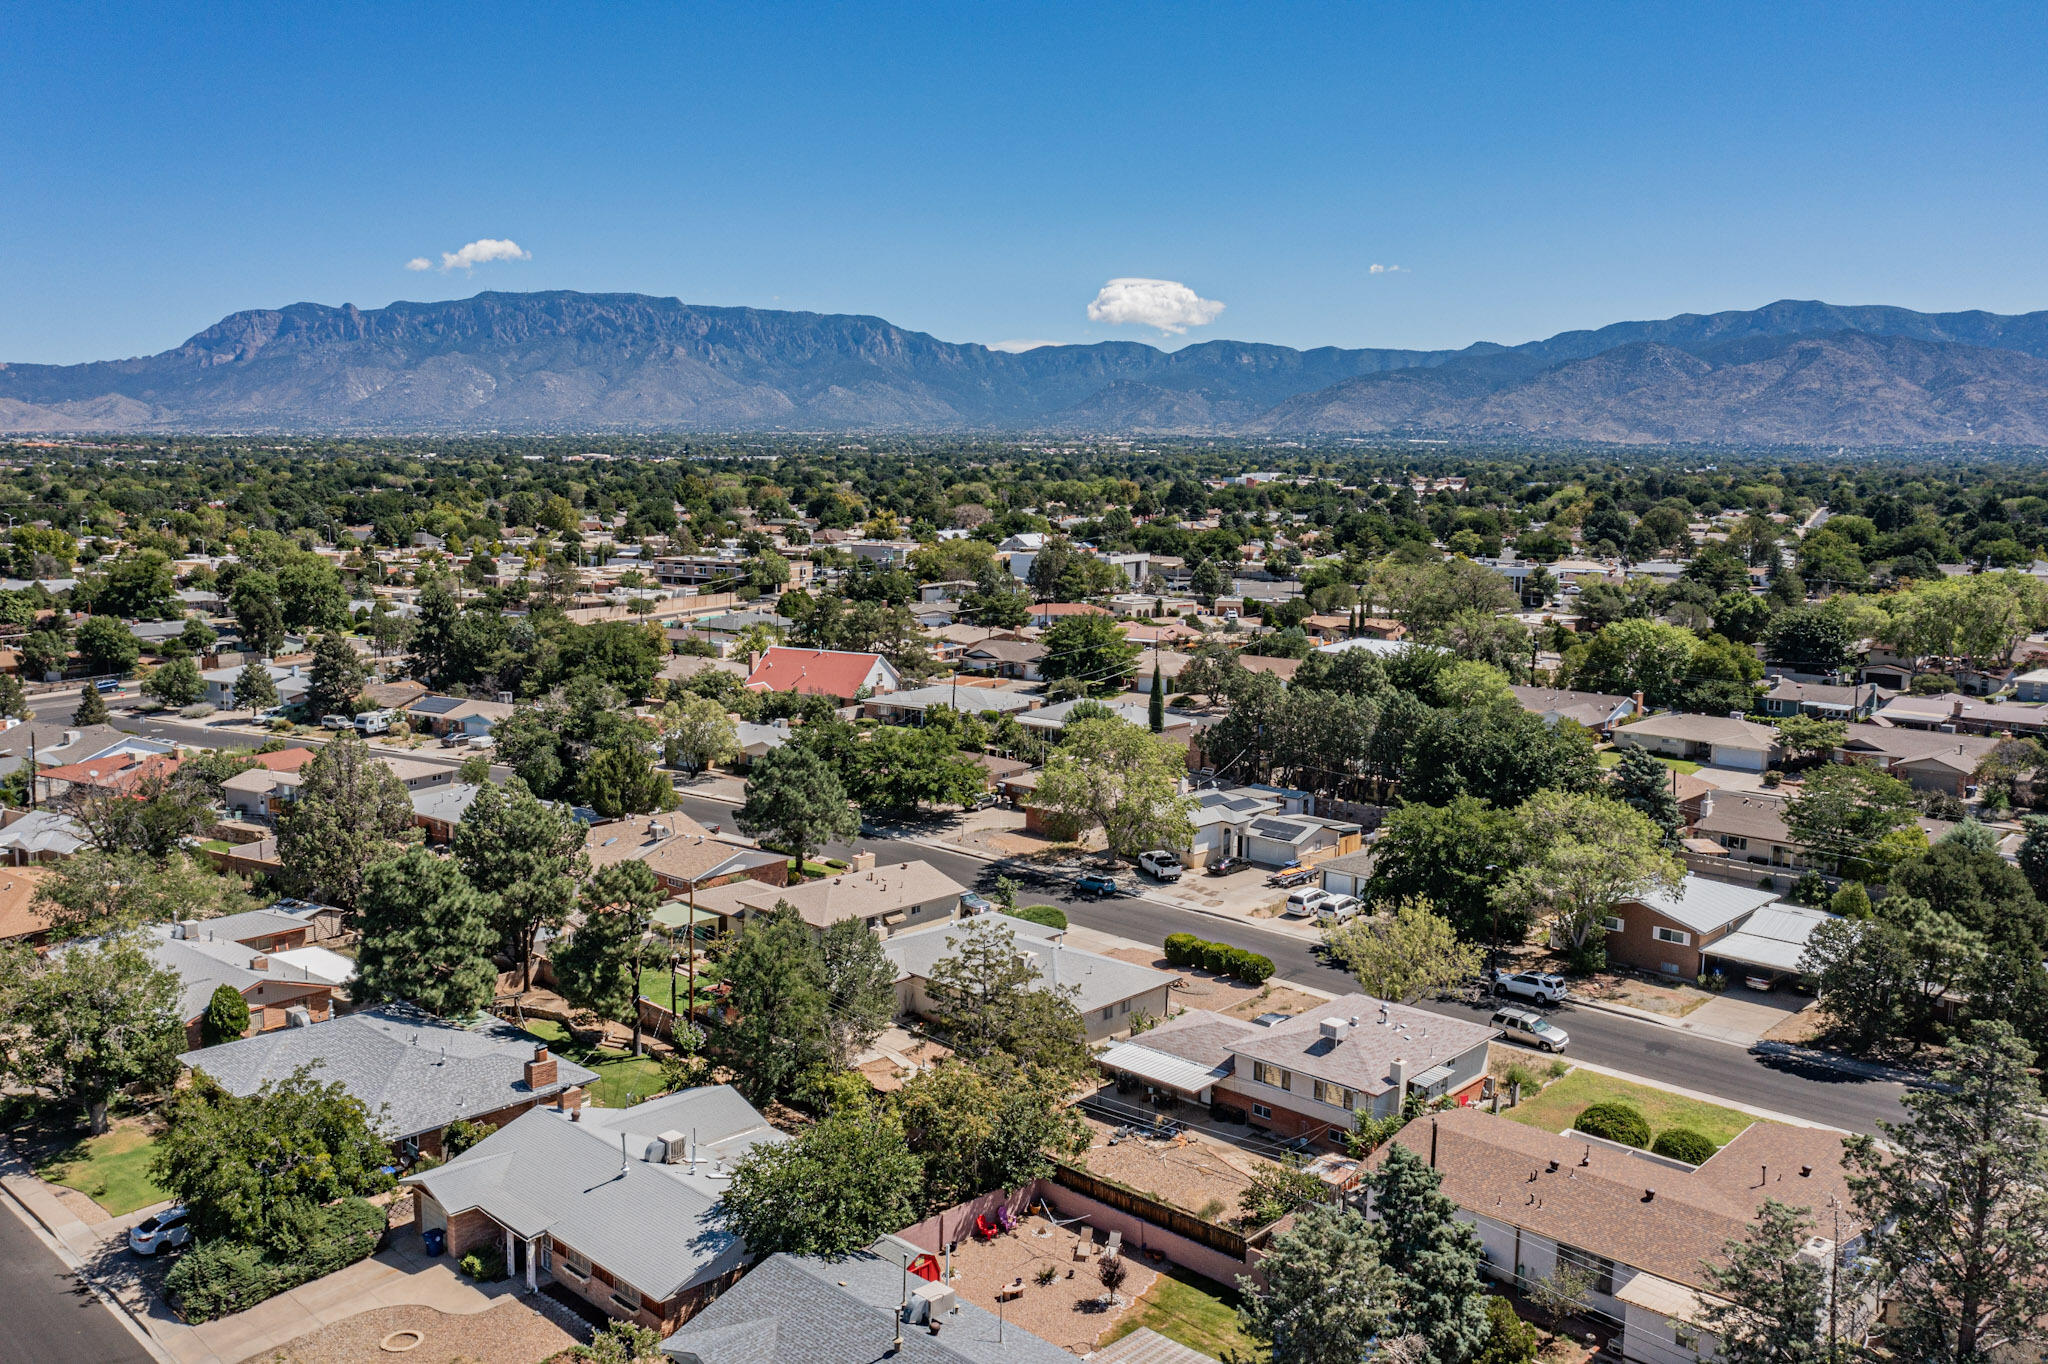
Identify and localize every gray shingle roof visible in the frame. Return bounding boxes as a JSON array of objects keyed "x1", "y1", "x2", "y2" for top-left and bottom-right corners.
[
  {"x1": 882, "y1": 918, "x2": 1173, "y2": 1016},
  {"x1": 662, "y1": 1250, "x2": 1074, "y2": 1364},
  {"x1": 180, "y1": 1004, "x2": 597, "y2": 1138},
  {"x1": 1226, "y1": 995, "x2": 1497, "y2": 1098}
]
